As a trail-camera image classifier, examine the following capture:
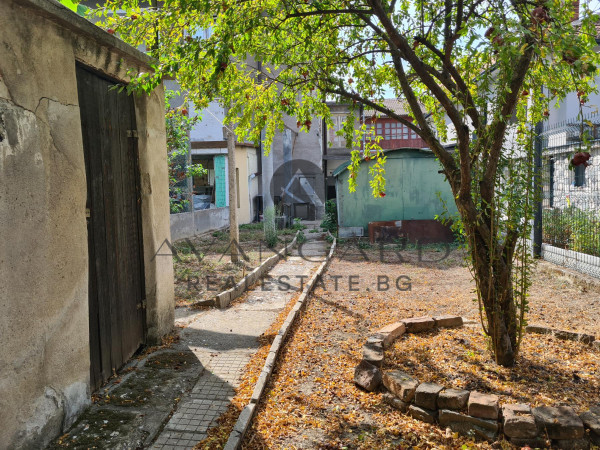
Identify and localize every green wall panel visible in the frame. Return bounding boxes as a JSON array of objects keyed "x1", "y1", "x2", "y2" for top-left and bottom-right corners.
[
  {"x1": 214, "y1": 154, "x2": 227, "y2": 208},
  {"x1": 335, "y1": 150, "x2": 457, "y2": 230}
]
